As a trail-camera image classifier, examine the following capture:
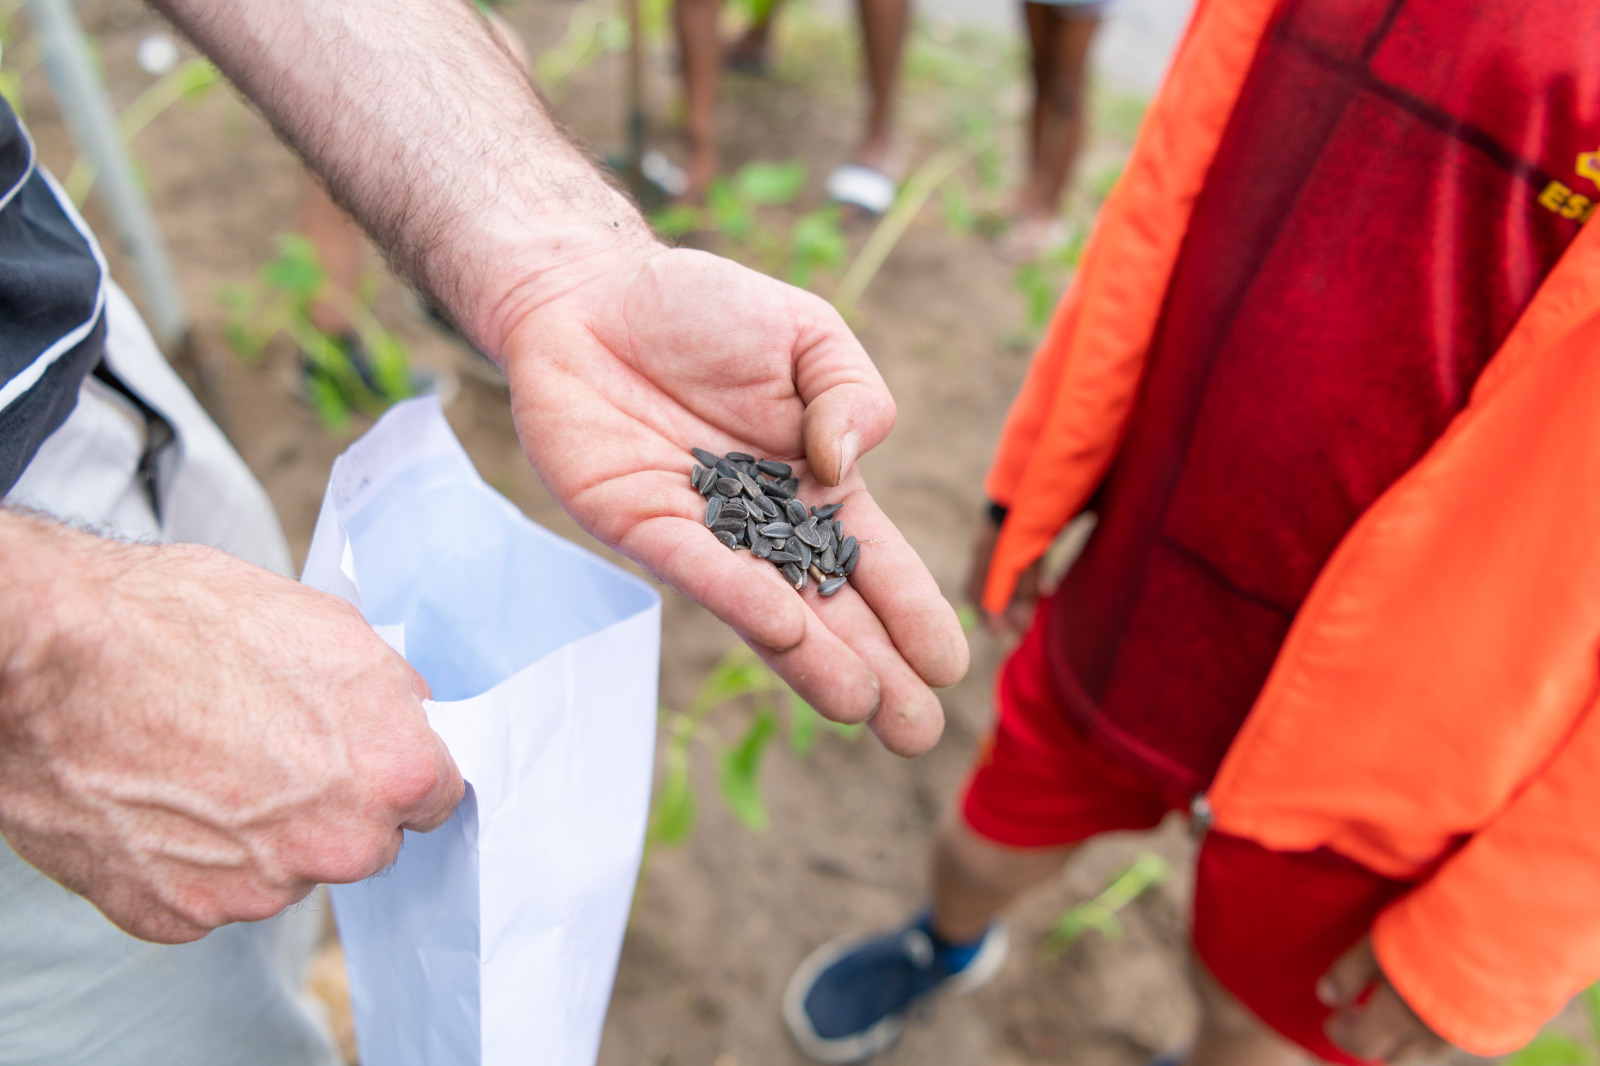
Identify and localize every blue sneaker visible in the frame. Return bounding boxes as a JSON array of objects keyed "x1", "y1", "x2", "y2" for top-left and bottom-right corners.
[{"x1": 782, "y1": 914, "x2": 1009, "y2": 1063}]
